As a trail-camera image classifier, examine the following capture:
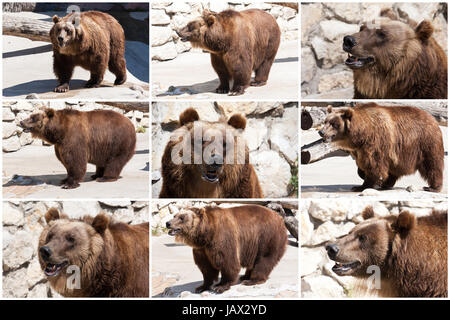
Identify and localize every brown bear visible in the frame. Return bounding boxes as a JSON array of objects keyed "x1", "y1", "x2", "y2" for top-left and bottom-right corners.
[
  {"x1": 343, "y1": 9, "x2": 447, "y2": 99},
  {"x1": 176, "y1": 9, "x2": 280, "y2": 96},
  {"x1": 326, "y1": 207, "x2": 447, "y2": 297},
  {"x1": 38, "y1": 208, "x2": 149, "y2": 297},
  {"x1": 166, "y1": 205, "x2": 287, "y2": 293},
  {"x1": 319, "y1": 103, "x2": 444, "y2": 192},
  {"x1": 19, "y1": 108, "x2": 136, "y2": 189},
  {"x1": 159, "y1": 108, "x2": 262, "y2": 198},
  {"x1": 50, "y1": 11, "x2": 127, "y2": 92}
]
